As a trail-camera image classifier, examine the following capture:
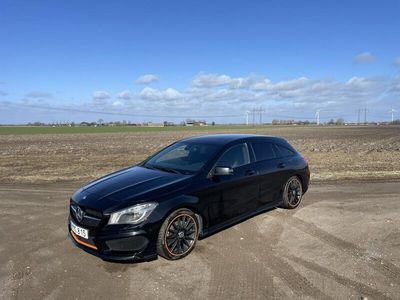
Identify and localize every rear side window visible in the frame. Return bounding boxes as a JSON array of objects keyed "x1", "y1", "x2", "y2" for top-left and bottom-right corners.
[
  {"x1": 274, "y1": 144, "x2": 295, "y2": 158},
  {"x1": 252, "y1": 142, "x2": 276, "y2": 161}
]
